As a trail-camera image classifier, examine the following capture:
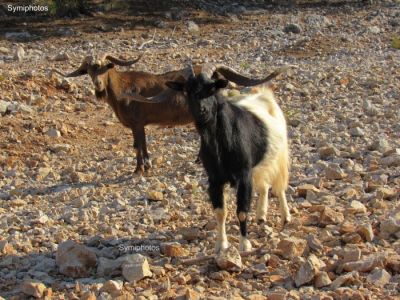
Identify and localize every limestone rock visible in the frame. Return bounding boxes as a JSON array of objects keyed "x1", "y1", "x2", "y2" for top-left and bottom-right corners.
[
  {"x1": 100, "y1": 280, "x2": 123, "y2": 293},
  {"x1": 341, "y1": 246, "x2": 361, "y2": 263},
  {"x1": 325, "y1": 164, "x2": 346, "y2": 180},
  {"x1": 14, "y1": 46, "x2": 25, "y2": 61},
  {"x1": 277, "y1": 237, "x2": 307, "y2": 259},
  {"x1": 297, "y1": 184, "x2": 320, "y2": 198},
  {"x1": 343, "y1": 254, "x2": 386, "y2": 272},
  {"x1": 320, "y1": 207, "x2": 344, "y2": 226},
  {"x1": 284, "y1": 23, "x2": 302, "y2": 34},
  {"x1": 366, "y1": 269, "x2": 391, "y2": 287},
  {"x1": 357, "y1": 223, "x2": 374, "y2": 242},
  {"x1": 330, "y1": 271, "x2": 357, "y2": 289},
  {"x1": 318, "y1": 145, "x2": 340, "y2": 159},
  {"x1": 161, "y1": 242, "x2": 188, "y2": 257},
  {"x1": 348, "y1": 200, "x2": 367, "y2": 214},
  {"x1": 380, "y1": 216, "x2": 400, "y2": 238},
  {"x1": 215, "y1": 246, "x2": 242, "y2": 271},
  {"x1": 146, "y1": 190, "x2": 164, "y2": 201},
  {"x1": 122, "y1": 254, "x2": 152, "y2": 282},
  {"x1": 56, "y1": 240, "x2": 97, "y2": 278},
  {"x1": 295, "y1": 254, "x2": 325, "y2": 287},
  {"x1": 0, "y1": 240, "x2": 15, "y2": 255},
  {"x1": 187, "y1": 21, "x2": 200, "y2": 33},
  {"x1": 315, "y1": 271, "x2": 332, "y2": 288},
  {"x1": 21, "y1": 280, "x2": 46, "y2": 298}
]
